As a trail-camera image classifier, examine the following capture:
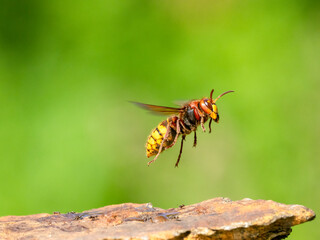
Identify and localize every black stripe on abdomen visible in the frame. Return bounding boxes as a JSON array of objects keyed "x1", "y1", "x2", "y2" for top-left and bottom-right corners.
[{"x1": 155, "y1": 127, "x2": 163, "y2": 136}]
